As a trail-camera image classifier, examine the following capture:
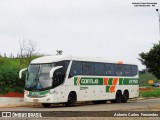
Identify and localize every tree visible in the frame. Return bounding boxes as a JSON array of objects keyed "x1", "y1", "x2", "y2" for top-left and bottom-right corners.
[
  {"x1": 139, "y1": 41, "x2": 160, "y2": 79},
  {"x1": 4, "y1": 53, "x2": 7, "y2": 58},
  {"x1": 19, "y1": 38, "x2": 27, "y2": 58},
  {"x1": 25, "y1": 40, "x2": 39, "y2": 63},
  {"x1": 19, "y1": 38, "x2": 39, "y2": 66}
]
